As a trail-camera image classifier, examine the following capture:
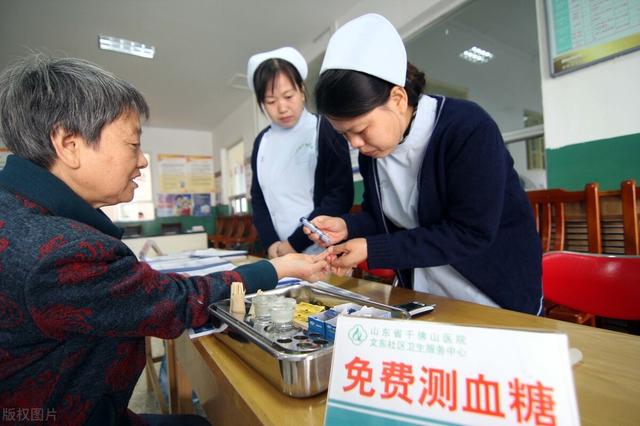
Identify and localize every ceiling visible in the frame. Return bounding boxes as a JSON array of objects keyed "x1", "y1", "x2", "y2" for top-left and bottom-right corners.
[
  {"x1": 0, "y1": 0, "x2": 541, "y2": 134},
  {"x1": 0, "y1": 0, "x2": 356, "y2": 132}
]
